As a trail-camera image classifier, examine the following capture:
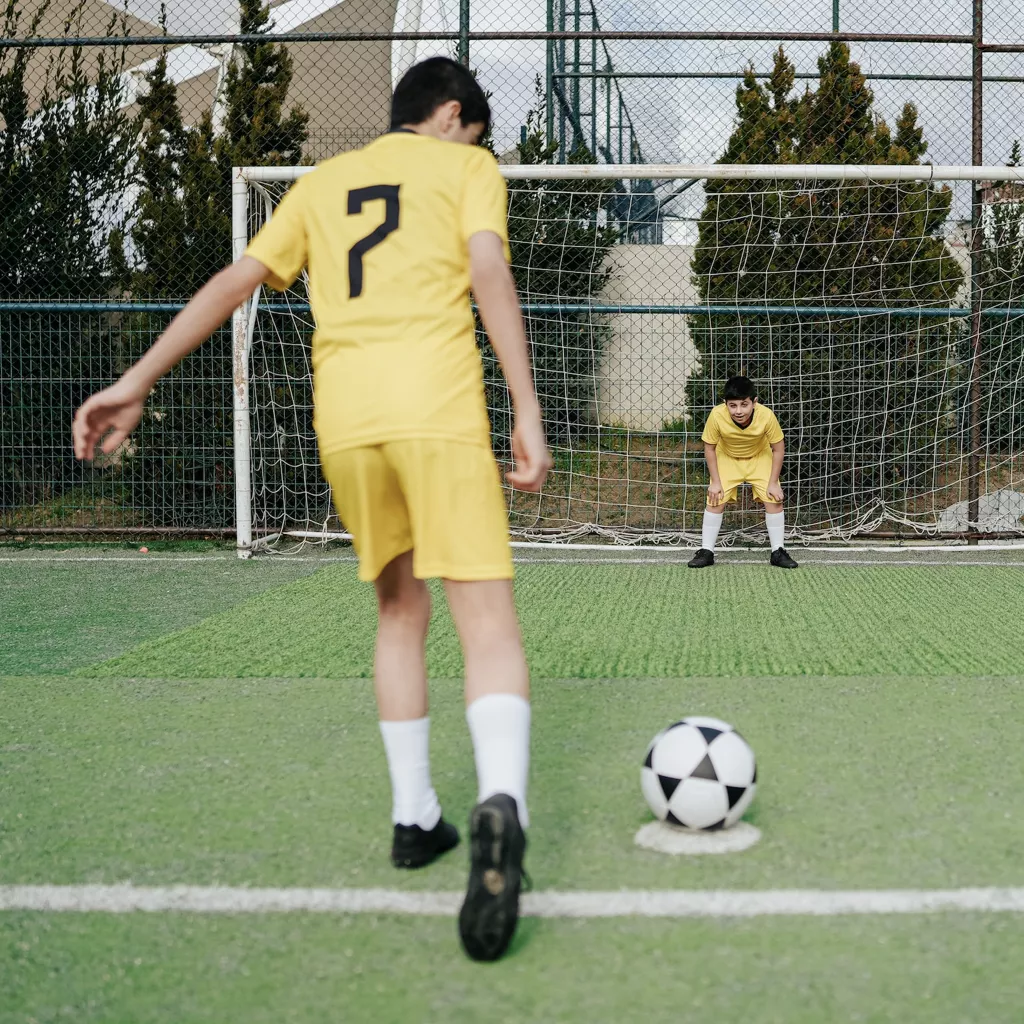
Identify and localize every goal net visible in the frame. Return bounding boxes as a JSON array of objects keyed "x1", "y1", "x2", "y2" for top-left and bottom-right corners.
[{"x1": 232, "y1": 163, "x2": 1024, "y2": 556}]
